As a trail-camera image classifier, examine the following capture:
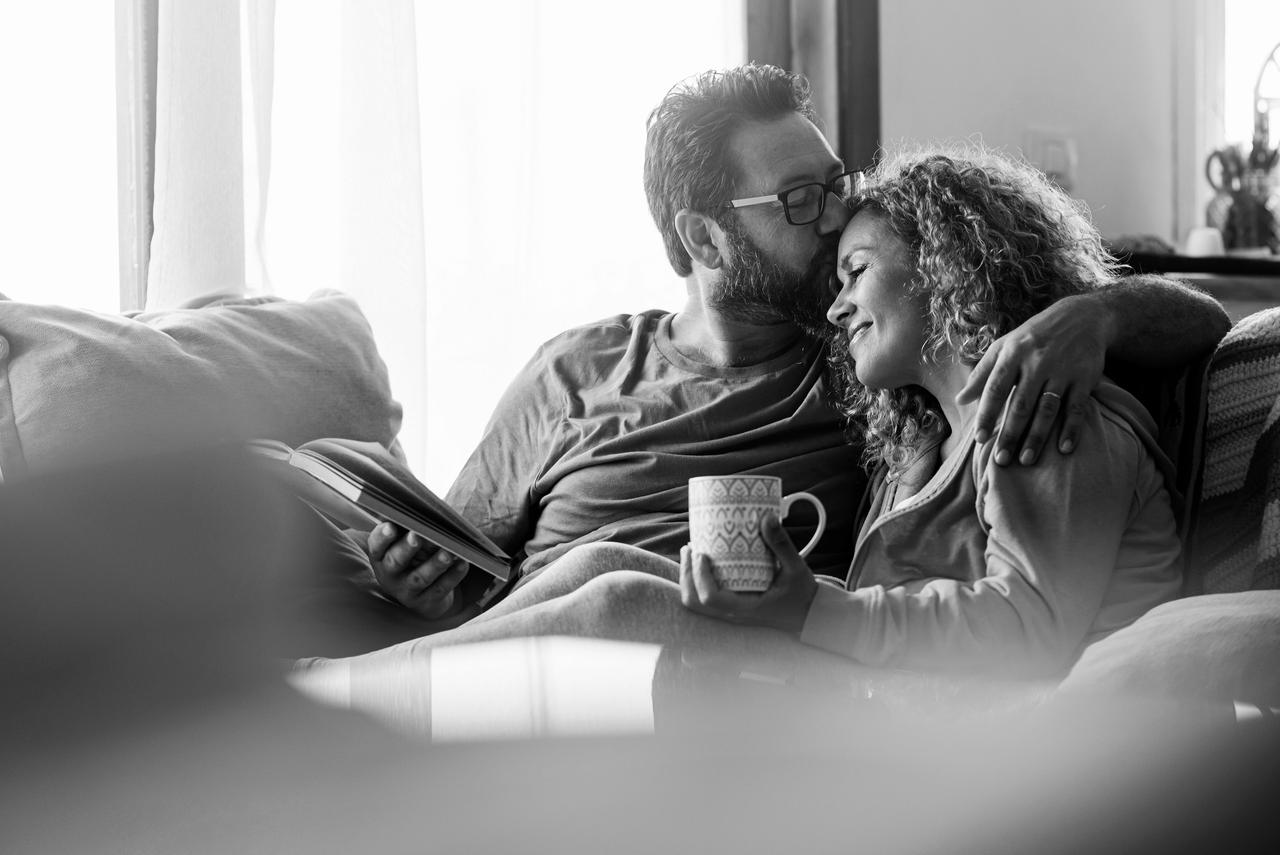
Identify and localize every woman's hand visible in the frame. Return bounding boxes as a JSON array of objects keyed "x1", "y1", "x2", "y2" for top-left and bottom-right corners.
[{"x1": 679, "y1": 513, "x2": 819, "y2": 634}]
